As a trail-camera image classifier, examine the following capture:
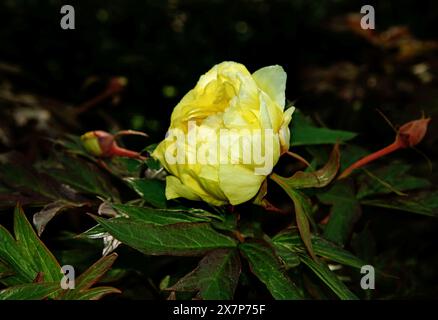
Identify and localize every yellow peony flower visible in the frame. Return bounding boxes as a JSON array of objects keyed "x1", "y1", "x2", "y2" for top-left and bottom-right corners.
[{"x1": 152, "y1": 61, "x2": 295, "y2": 206}]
